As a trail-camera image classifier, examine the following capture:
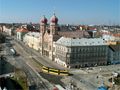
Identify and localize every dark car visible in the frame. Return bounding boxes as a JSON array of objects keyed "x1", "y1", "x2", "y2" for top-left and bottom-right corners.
[{"x1": 6, "y1": 43, "x2": 12, "y2": 47}]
